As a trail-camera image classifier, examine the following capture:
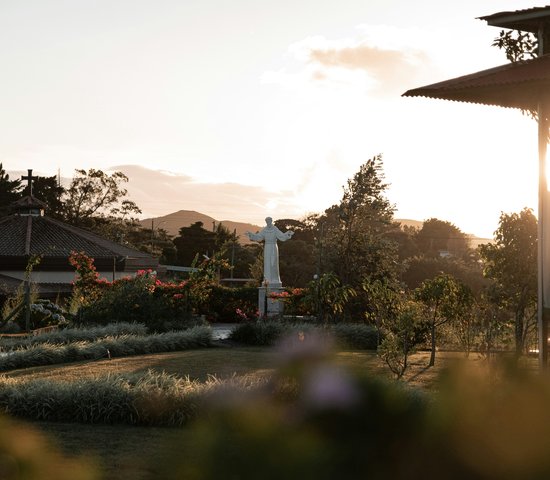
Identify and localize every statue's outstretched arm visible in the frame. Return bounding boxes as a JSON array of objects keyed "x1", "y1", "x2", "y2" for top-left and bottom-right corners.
[
  {"x1": 246, "y1": 231, "x2": 264, "y2": 242},
  {"x1": 276, "y1": 229, "x2": 294, "y2": 241}
]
